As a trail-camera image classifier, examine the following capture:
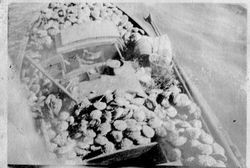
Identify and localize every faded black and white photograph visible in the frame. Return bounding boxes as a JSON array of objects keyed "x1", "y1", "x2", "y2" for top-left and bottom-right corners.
[{"x1": 7, "y1": 2, "x2": 247, "y2": 168}]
